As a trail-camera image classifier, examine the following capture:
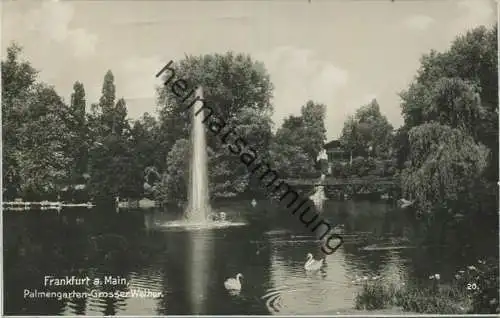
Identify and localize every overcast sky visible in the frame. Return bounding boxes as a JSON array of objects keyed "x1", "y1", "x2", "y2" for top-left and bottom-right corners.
[{"x1": 2, "y1": 0, "x2": 497, "y2": 140}]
